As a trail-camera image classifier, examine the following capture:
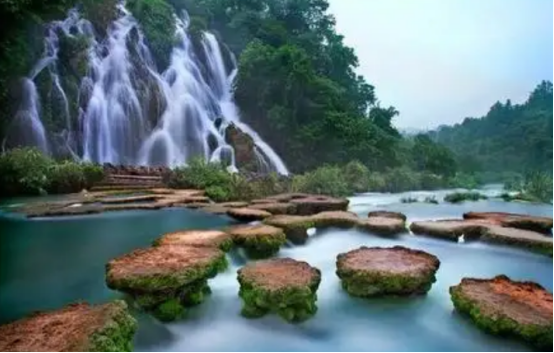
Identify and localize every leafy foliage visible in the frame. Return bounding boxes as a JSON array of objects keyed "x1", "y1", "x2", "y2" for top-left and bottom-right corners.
[
  {"x1": 444, "y1": 192, "x2": 488, "y2": 204},
  {"x1": 503, "y1": 172, "x2": 552, "y2": 203}
]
